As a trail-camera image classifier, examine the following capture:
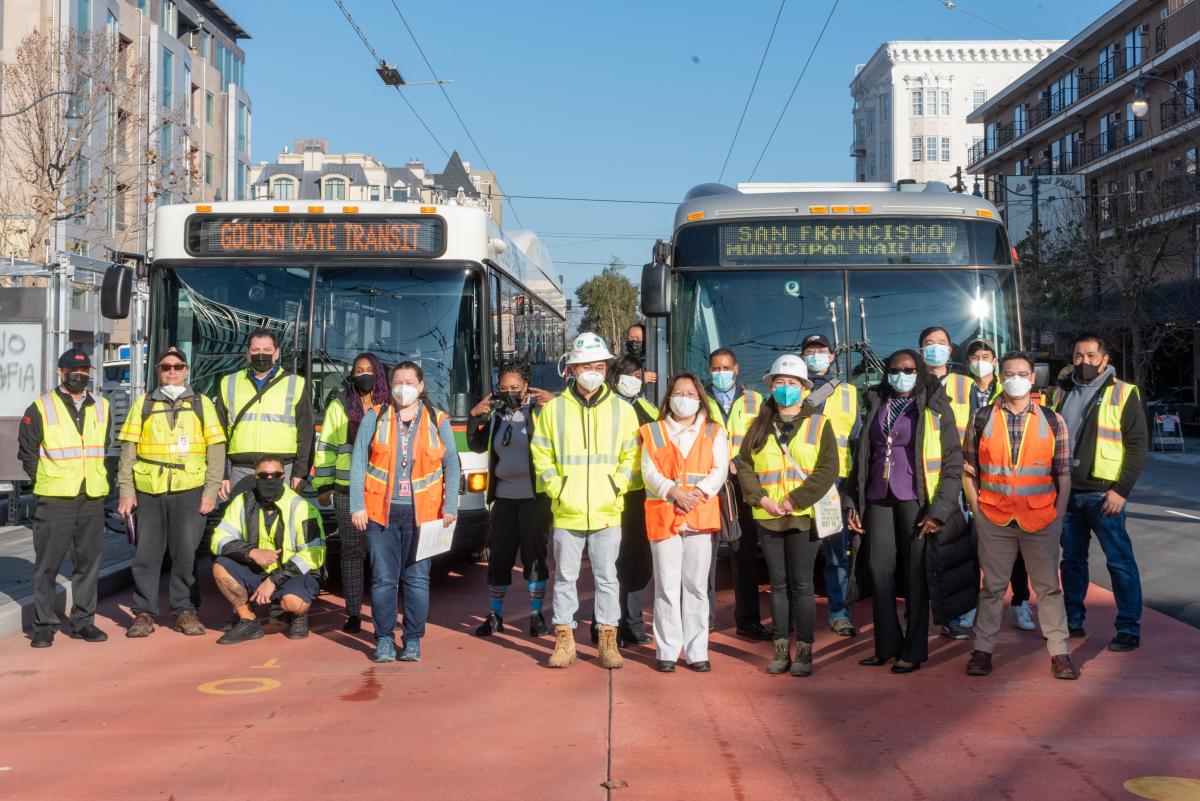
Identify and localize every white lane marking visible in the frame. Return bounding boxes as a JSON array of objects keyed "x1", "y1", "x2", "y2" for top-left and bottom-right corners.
[{"x1": 1167, "y1": 509, "x2": 1200, "y2": 521}]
